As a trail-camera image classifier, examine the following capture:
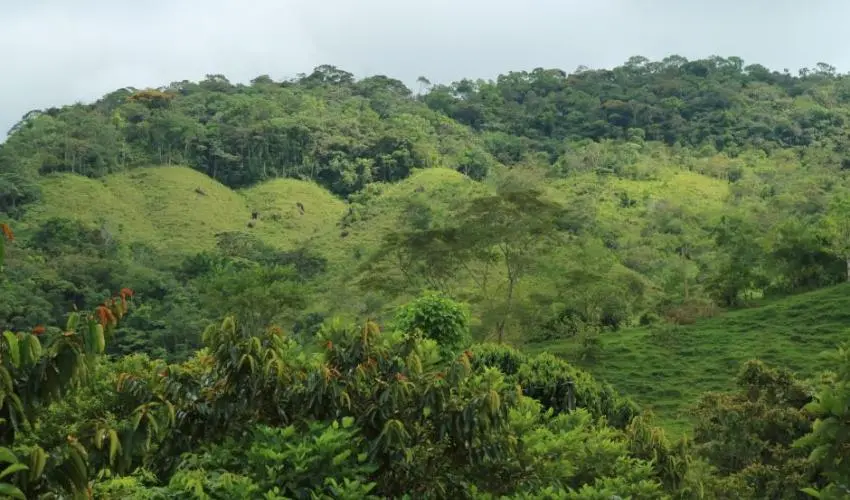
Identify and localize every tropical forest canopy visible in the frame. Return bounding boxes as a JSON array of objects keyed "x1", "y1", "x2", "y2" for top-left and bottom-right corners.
[{"x1": 1, "y1": 54, "x2": 850, "y2": 498}]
